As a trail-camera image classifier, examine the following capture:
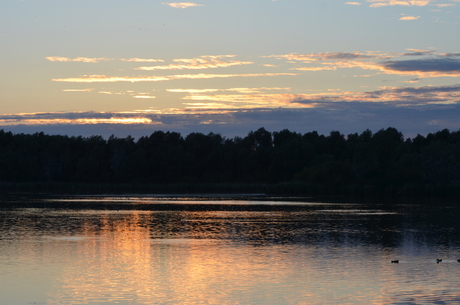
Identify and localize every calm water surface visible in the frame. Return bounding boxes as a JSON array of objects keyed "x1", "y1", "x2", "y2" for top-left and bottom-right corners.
[{"x1": 1, "y1": 195, "x2": 460, "y2": 305}]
